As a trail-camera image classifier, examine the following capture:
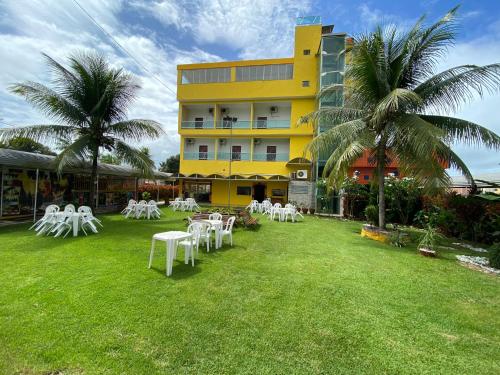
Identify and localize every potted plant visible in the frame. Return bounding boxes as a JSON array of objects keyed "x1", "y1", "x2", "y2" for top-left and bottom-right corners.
[{"x1": 418, "y1": 224, "x2": 439, "y2": 257}]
